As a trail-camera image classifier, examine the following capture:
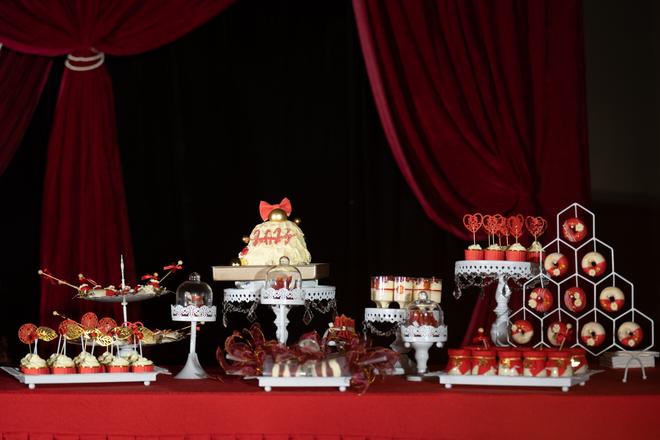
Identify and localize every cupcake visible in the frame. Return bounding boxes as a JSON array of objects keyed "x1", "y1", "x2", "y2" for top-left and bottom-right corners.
[
  {"x1": 20, "y1": 353, "x2": 49, "y2": 375},
  {"x1": 97, "y1": 350, "x2": 114, "y2": 366},
  {"x1": 484, "y1": 244, "x2": 505, "y2": 260},
  {"x1": 47, "y1": 352, "x2": 61, "y2": 367},
  {"x1": 50, "y1": 354, "x2": 76, "y2": 374},
  {"x1": 464, "y1": 244, "x2": 484, "y2": 260},
  {"x1": 526, "y1": 240, "x2": 544, "y2": 263},
  {"x1": 130, "y1": 356, "x2": 154, "y2": 373},
  {"x1": 76, "y1": 352, "x2": 102, "y2": 374},
  {"x1": 505, "y1": 243, "x2": 527, "y2": 261},
  {"x1": 106, "y1": 355, "x2": 130, "y2": 373},
  {"x1": 122, "y1": 350, "x2": 141, "y2": 364}
]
